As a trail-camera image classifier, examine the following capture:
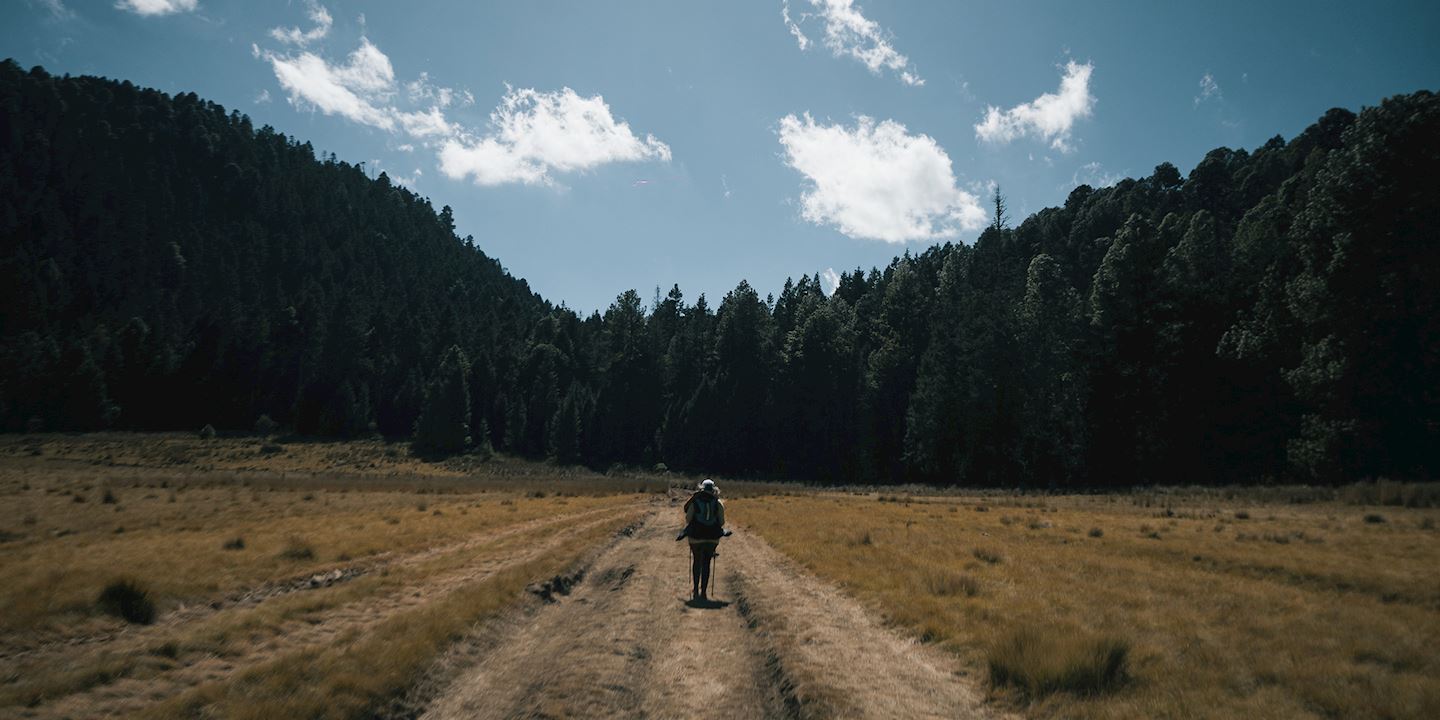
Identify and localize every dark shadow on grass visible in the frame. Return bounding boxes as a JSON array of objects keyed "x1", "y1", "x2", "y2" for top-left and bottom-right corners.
[{"x1": 684, "y1": 597, "x2": 731, "y2": 610}]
